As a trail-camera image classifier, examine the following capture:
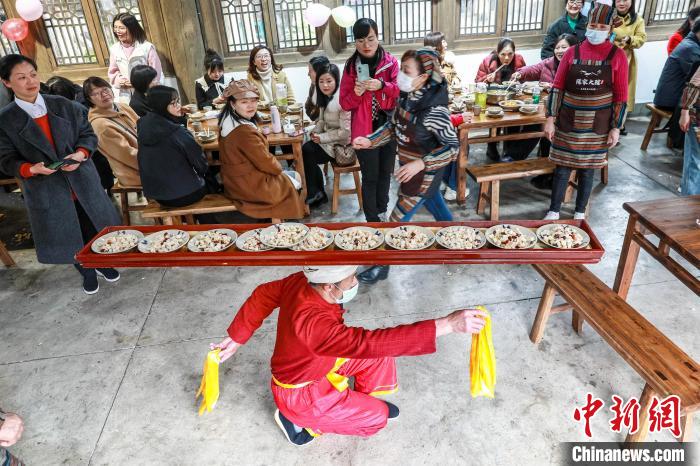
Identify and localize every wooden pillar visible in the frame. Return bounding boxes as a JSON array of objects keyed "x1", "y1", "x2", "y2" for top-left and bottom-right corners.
[{"x1": 140, "y1": 0, "x2": 205, "y2": 104}]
